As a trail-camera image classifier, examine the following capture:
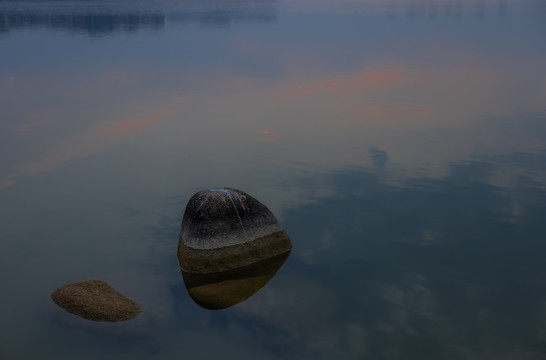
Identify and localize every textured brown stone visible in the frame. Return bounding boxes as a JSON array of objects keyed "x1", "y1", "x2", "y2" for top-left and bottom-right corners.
[{"x1": 51, "y1": 280, "x2": 141, "y2": 322}]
